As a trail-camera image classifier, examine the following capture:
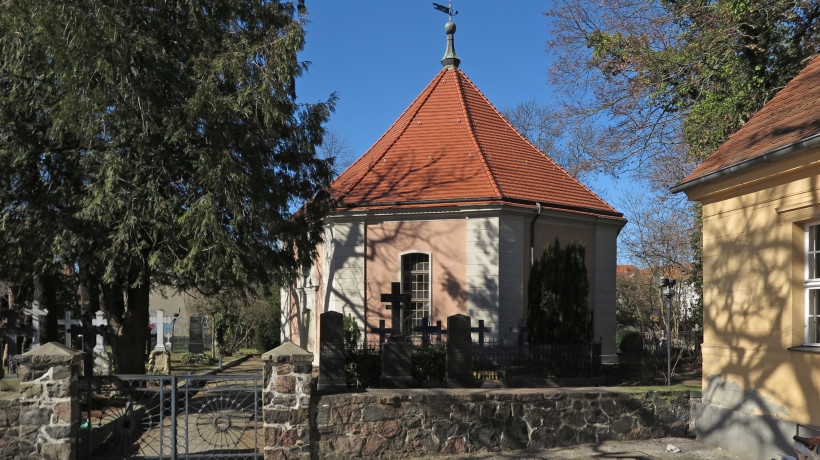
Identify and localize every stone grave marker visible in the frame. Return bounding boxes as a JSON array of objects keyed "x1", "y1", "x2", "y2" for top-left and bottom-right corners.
[
  {"x1": 370, "y1": 319, "x2": 389, "y2": 345},
  {"x1": 379, "y1": 282, "x2": 413, "y2": 388},
  {"x1": 92, "y1": 310, "x2": 112, "y2": 374},
  {"x1": 471, "y1": 319, "x2": 491, "y2": 346},
  {"x1": 189, "y1": 316, "x2": 205, "y2": 353},
  {"x1": 318, "y1": 311, "x2": 346, "y2": 391},
  {"x1": 23, "y1": 301, "x2": 48, "y2": 349},
  {"x1": 415, "y1": 316, "x2": 447, "y2": 345},
  {"x1": 446, "y1": 314, "x2": 473, "y2": 388}
]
